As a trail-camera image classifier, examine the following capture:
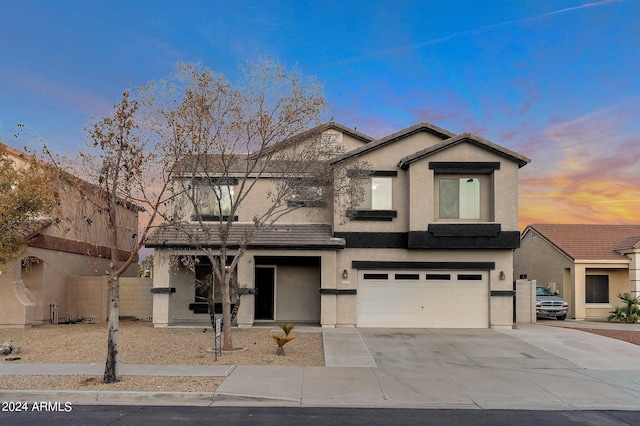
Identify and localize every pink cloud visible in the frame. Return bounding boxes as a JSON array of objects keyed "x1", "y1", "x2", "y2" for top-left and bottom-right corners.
[{"x1": 520, "y1": 96, "x2": 640, "y2": 226}]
